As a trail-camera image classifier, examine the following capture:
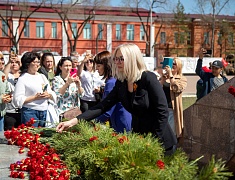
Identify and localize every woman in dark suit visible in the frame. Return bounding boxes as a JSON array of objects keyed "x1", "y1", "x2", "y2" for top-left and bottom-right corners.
[{"x1": 56, "y1": 43, "x2": 177, "y2": 155}]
